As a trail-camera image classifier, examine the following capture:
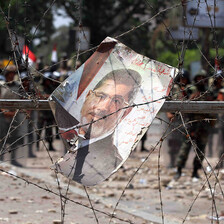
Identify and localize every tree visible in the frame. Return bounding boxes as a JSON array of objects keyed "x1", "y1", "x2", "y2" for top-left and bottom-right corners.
[
  {"x1": 0, "y1": 0, "x2": 170, "y2": 61},
  {"x1": 0, "y1": 0, "x2": 54, "y2": 58},
  {"x1": 56, "y1": 0, "x2": 168, "y2": 57}
]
